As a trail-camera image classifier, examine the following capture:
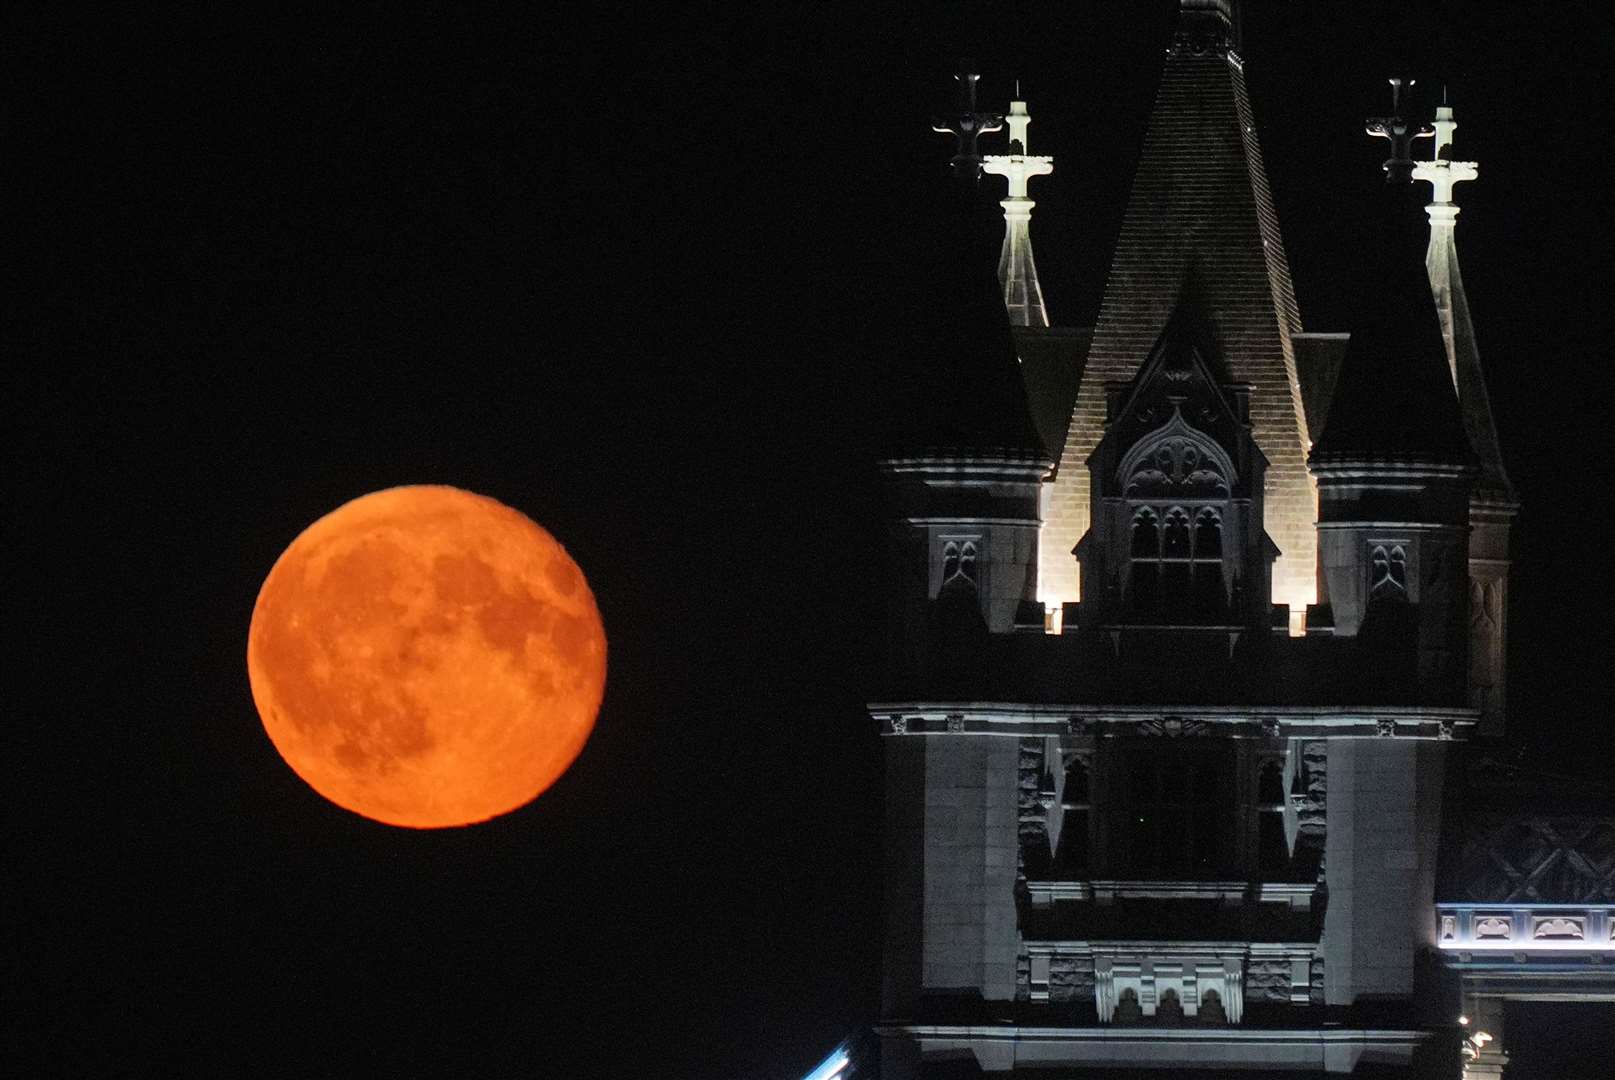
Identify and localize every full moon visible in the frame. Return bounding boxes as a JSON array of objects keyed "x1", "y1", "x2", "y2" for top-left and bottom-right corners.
[{"x1": 247, "y1": 485, "x2": 606, "y2": 828}]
